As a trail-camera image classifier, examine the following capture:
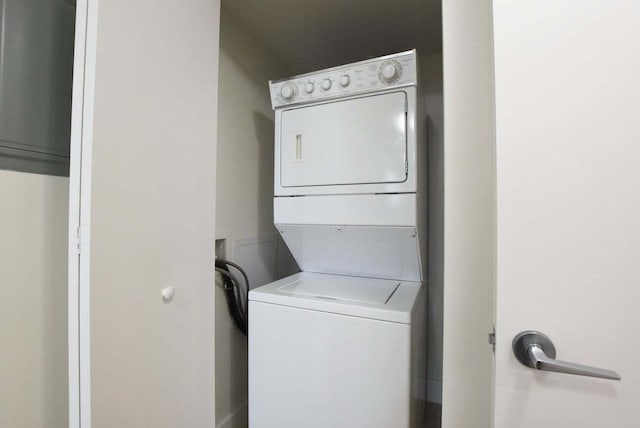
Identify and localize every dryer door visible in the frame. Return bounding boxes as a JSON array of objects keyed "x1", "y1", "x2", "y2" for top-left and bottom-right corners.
[{"x1": 279, "y1": 91, "x2": 407, "y2": 188}]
